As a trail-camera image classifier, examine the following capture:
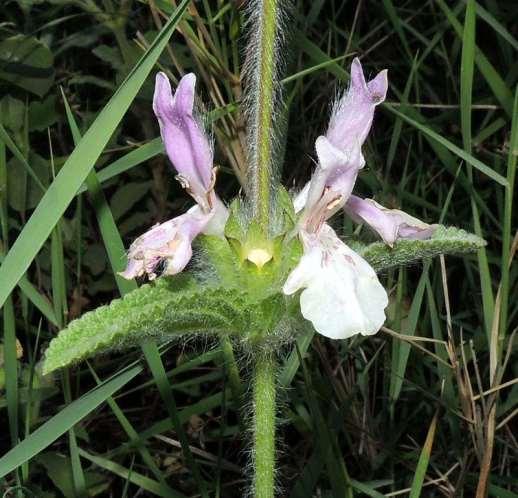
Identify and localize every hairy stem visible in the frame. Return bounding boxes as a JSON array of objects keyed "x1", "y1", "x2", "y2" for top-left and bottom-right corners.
[
  {"x1": 252, "y1": 352, "x2": 277, "y2": 498},
  {"x1": 251, "y1": 0, "x2": 280, "y2": 231}
]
